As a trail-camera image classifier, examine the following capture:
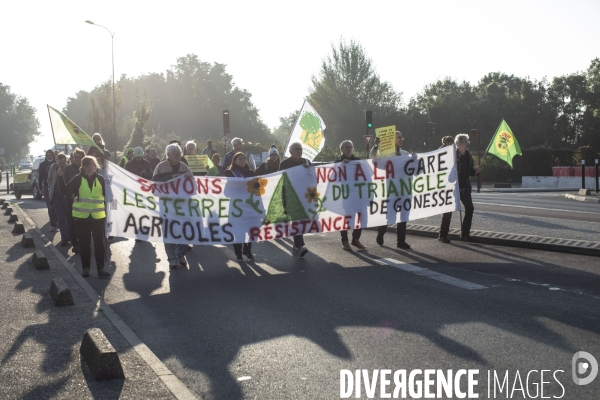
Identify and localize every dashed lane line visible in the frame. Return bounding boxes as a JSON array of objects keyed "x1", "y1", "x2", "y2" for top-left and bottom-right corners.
[{"x1": 375, "y1": 258, "x2": 488, "y2": 290}]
